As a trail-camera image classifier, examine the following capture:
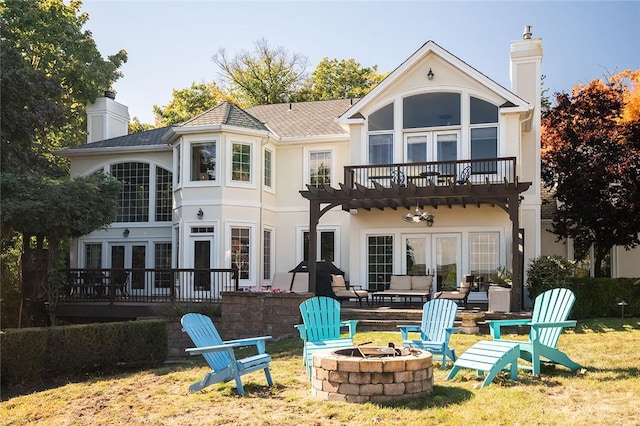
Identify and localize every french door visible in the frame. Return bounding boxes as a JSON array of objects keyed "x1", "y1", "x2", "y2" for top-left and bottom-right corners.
[
  {"x1": 402, "y1": 233, "x2": 461, "y2": 292},
  {"x1": 110, "y1": 243, "x2": 146, "y2": 294}
]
